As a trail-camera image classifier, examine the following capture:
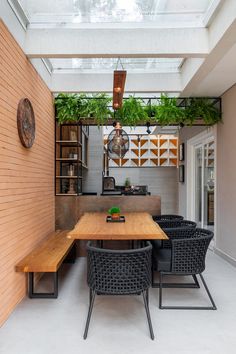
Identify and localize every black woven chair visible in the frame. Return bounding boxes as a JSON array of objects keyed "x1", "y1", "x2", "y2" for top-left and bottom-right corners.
[
  {"x1": 151, "y1": 220, "x2": 197, "y2": 256},
  {"x1": 152, "y1": 228, "x2": 216, "y2": 310},
  {"x1": 155, "y1": 219, "x2": 197, "y2": 229},
  {"x1": 152, "y1": 227, "x2": 200, "y2": 288},
  {"x1": 83, "y1": 241, "x2": 154, "y2": 340},
  {"x1": 152, "y1": 214, "x2": 184, "y2": 223}
]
